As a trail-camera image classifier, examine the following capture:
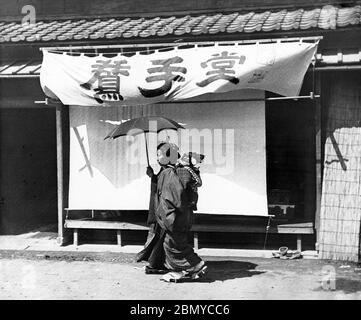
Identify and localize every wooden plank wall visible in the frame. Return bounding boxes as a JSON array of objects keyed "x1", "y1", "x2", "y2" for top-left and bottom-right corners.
[
  {"x1": 314, "y1": 73, "x2": 322, "y2": 246},
  {"x1": 319, "y1": 71, "x2": 361, "y2": 262}
]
